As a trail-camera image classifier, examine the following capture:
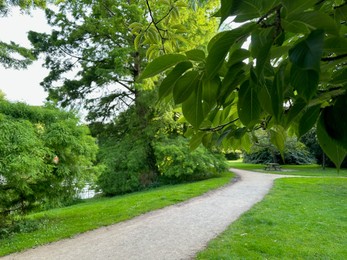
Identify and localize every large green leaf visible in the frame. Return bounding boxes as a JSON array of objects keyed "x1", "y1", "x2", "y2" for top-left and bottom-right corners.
[
  {"x1": 298, "y1": 105, "x2": 320, "y2": 137},
  {"x1": 271, "y1": 64, "x2": 286, "y2": 122},
  {"x1": 182, "y1": 84, "x2": 204, "y2": 129},
  {"x1": 237, "y1": 79, "x2": 262, "y2": 127},
  {"x1": 158, "y1": 61, "x2": 193, "y2": 99},
  {"x1": 173, "y1": 70, "x2": 199, "y2": 104},
  {"x1": 287, "y1": 11, "x2": 340, "y2": 35},
  {"x1": 206, "y1": 23, "x2": 256, "y2": 79},
  {"x1": 330, "y1": 67, "x2": 347, "y2": 85},
  {"x1": 251, "y1": 27, "x2": 274, "y2": 75},
  {"x1": 233, "y1": 0, "x2": 281, "y2": 22},
  {"x1": 218, "y1": 0, "x2": 241, "y2": 24},
  {"x1": 270, "y1": 125, "x2": 286, "y2": 160},
  {"x1": 138, "y1": 54, "x2": 187, "y2": 80},
  {"x1": 317, "y1": 113, "x2": 347, "y2": 170},
  {"x1": 321, "y1": 95, "x2": 347, "y2": 150},
  {"x1": 290, "y1": 67, "x2": 319, "y2": 101},
  {"x1": 257, "y1": 79, "x2": 273, "y2": 115},
  {"x1": 202, "y1": 76, "x2": 220, "y2": 104},
  {"x1": 284, "y1": 98, "x2": 307, "y2": 128},
  {"x1": 281, "y1": 0, "x2": 317, "y2": 16},
  {"x1": 289, "y1": 29, "x2": 324, "y2": 72},
  {"x1": 227, "y1": 49, "x2": 250, "y2": 67},
  {"x1": 289, "y1": 30, "x2": 324, "y2": 100},
  {"x1": 185, "y1": 49, "x2": 206, "y2": 61},
  {"x1": 219, "y1": 62, "x2": 246, "y2": 103},
  {"x1": 324, "y1": 36, "x2": 347, "y2": 55}
]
